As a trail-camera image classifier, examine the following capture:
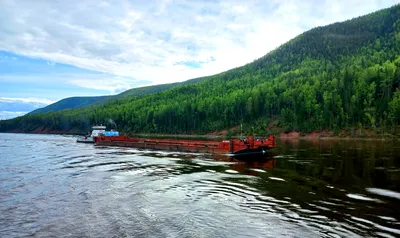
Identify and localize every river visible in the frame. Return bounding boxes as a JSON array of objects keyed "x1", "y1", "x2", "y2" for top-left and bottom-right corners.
[{"x1": 0, "y1": 133, "x2": 399, "y2": 237}]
